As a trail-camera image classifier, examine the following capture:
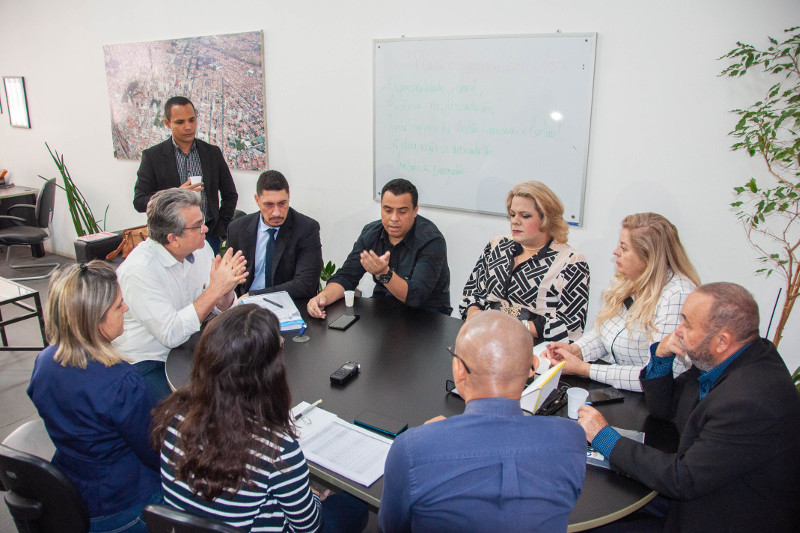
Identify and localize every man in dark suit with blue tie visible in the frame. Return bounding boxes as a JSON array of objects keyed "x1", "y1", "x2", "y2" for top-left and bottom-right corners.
[{"x1": 227, "y1": 170, "x2": 322, "y2": 299}]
